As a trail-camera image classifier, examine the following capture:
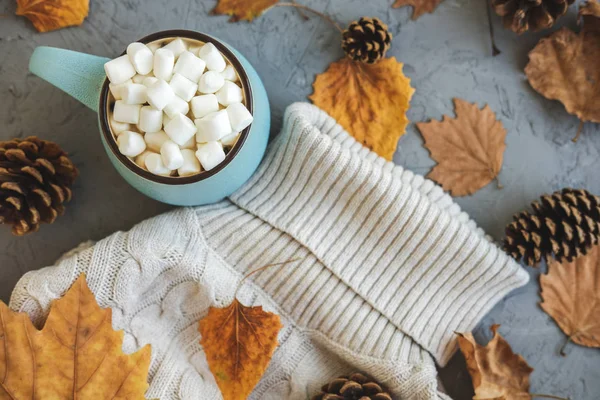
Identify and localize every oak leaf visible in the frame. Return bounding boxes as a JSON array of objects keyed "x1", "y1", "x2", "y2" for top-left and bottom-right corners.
[
  {"x1": 211, "y1": 0, "x2": 279, "y2": 22},
  {"x1": 199, "y1": 298, "x2": 283, "y2": 400},
  {"x1": 16, "y1": 0, "x2": 89, "y2": 33},
  {"x1": 525, "y1": 0, "x2": 600, "y2": 129},
  {"x1": 310, "y1": 57, "x2": 414, "y2": 160},
  {"x1": 417, "y1": 98, "x2": 507, "y2": 197},
  {"x1": 457, "y1": 325, "x2": 534, "y2": 400},
  {"x1": 392, "y1": 0, "x2": 445, "y2": 20},
  {"x1": 541, "y1": 243, "x2": 600, "y2": 350},
  {"x1": 0, "y1": 274, "x2": 151, "y2": 399}
]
